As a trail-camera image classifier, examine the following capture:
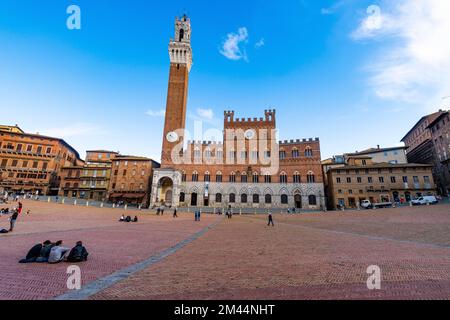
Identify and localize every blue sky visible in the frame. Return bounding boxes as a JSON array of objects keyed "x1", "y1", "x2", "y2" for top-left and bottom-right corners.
[{"x1": 1, "y1": 0, "x2": 449, "y2": 161}]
